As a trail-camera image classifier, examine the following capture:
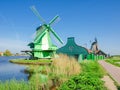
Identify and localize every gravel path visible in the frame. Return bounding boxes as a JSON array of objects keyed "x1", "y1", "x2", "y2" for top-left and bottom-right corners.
[{"x1": 98, "y1": 60, "x2": 120, "y2": 85}]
